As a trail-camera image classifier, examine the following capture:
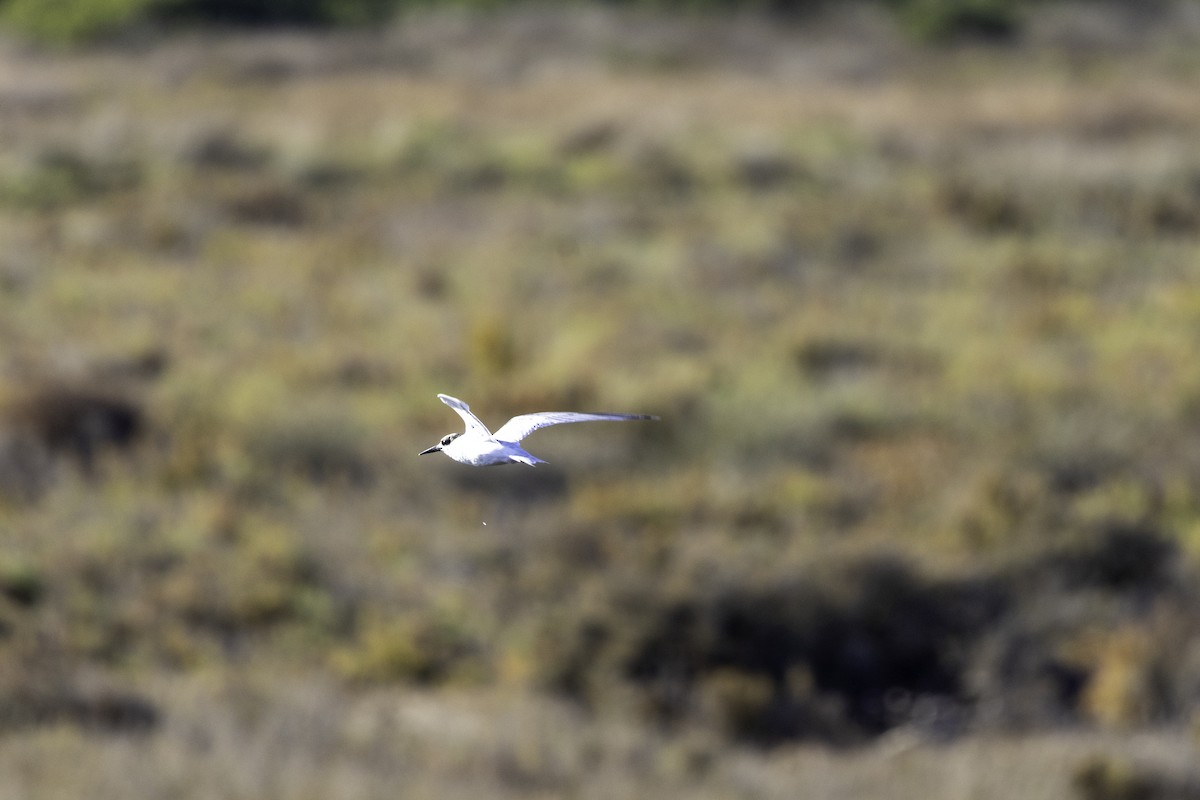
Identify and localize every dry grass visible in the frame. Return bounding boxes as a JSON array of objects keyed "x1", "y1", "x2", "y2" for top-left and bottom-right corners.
[
  {"x1": 2, "y1": 3, "x2": 1200, "y2": 796},
  {"x1": 0, "y1": 675, "x2": 1196, "y2": 800}
]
